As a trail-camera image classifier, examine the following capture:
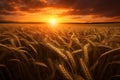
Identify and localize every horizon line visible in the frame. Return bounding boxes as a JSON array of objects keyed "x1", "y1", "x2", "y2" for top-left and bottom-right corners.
[{"x1": 0, "y1": 21, "x2": 120, "y2": 24}]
